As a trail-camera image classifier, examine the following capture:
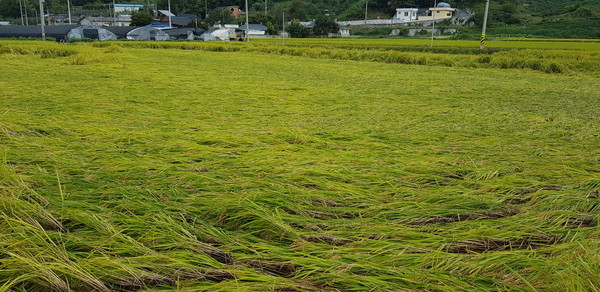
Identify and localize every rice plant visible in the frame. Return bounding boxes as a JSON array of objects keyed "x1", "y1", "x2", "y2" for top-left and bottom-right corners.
[{"x1": 0, "y1": 39, "x2": 599, "y2": 291}]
